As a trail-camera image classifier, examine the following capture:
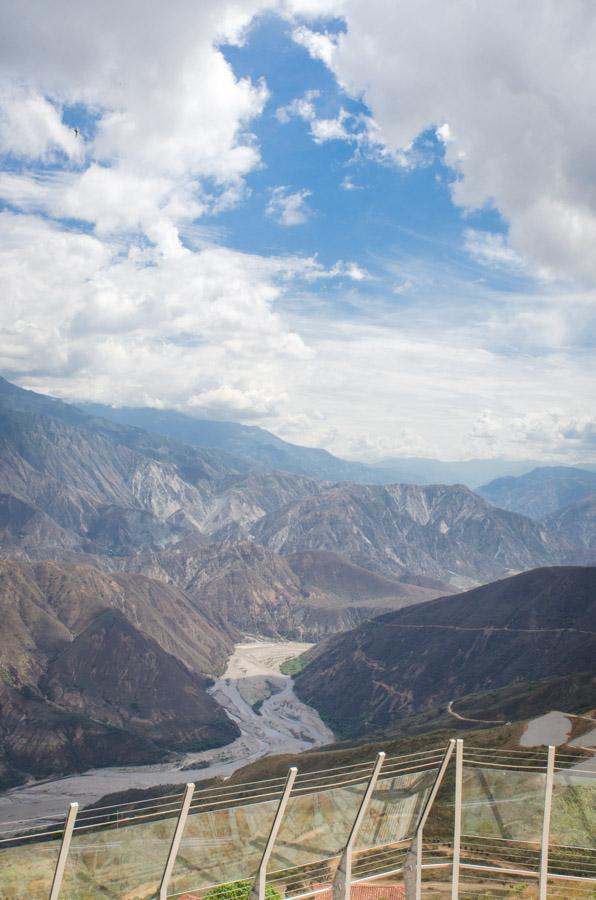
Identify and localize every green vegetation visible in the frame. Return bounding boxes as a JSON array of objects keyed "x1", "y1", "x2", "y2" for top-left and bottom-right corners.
[
  {"x1": 280, "y1": 654, "x2": 306, "y2": 676},
  {"x1": 204, "y1": 879, "x2": 281, "y2": 900},
  {"x1": 0, "y1": 666, "x2": 16, "y2": 687},
  {"x1": 251, "y1": 699, "x2": 264, "y2": 716}
]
